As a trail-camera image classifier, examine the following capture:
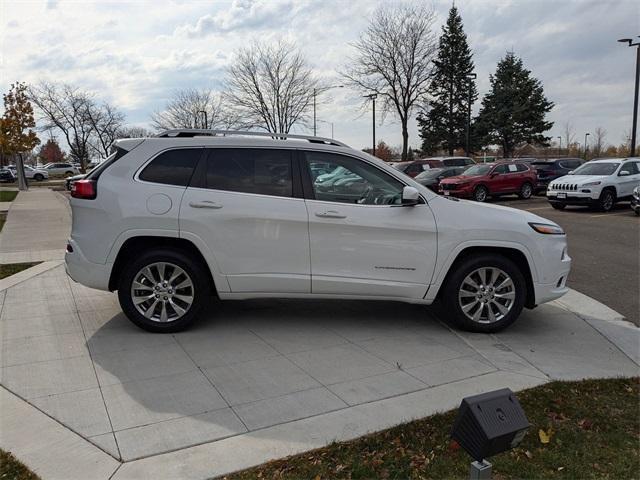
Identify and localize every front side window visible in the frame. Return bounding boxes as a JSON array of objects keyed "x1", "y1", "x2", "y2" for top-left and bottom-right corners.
[
  {"x1": 304, "y1": 152, "x2": 404, "y2": 205},
  {"x1": 205, "y1": 149, "x2": 293, "y2": 197},
  {"x1": 493, "y1": 164, "x2": 509, "y2": 174},
  {"x1": 620, "y1": 162, "x2": 640, "y2": 175},
  {"x1": 139, "y1": 148, "x2": 201, "y2": 186}
]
